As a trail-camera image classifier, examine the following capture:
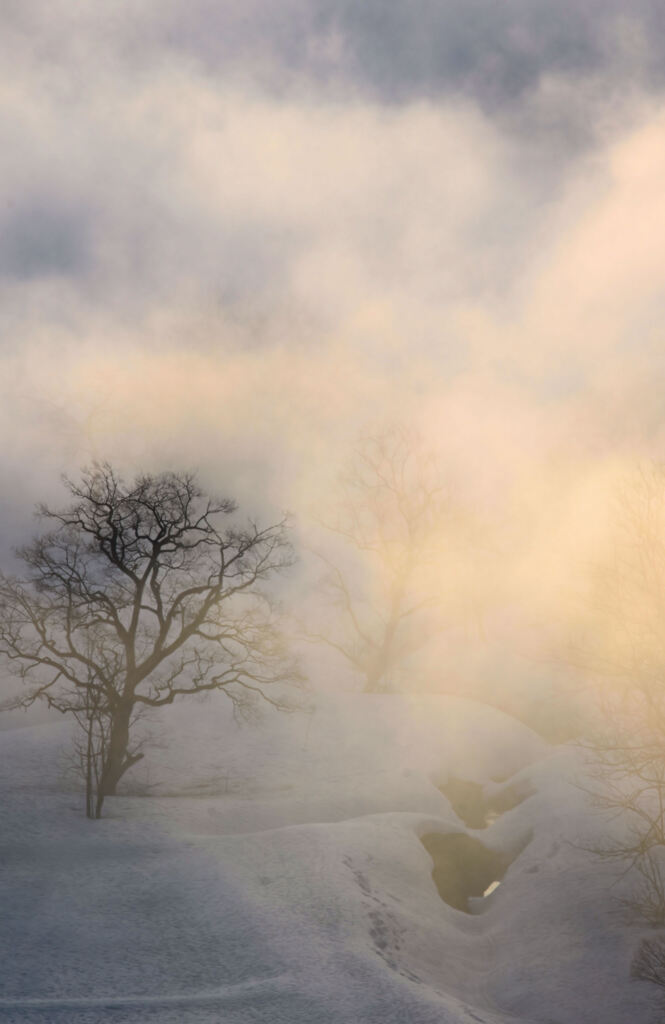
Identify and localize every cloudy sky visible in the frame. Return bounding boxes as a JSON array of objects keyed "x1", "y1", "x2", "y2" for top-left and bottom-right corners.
[{"x1": 1, "y1": 1, "x2": 665, "y2": 639}]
